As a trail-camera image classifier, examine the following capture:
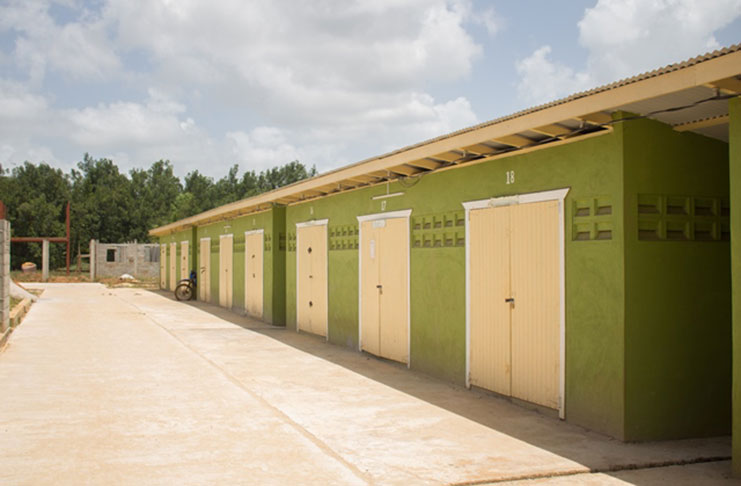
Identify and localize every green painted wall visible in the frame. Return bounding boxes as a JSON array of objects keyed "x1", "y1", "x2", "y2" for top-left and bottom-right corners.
[
  {"x1": 622, "y1": 117, "x2": 731, "y2": 440},
  {"x1": 160, "y1": 228, "x2": 194, "y2": 289},
  {"x1": 730, "y1": 97, "x2": 741, "y2": 476},
  {"x1": 286, "y1": 131, "x2": 627, "y2": 437},
  {"x1": 195, "y1": 208, "x2": 285, "y2": 324}
]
